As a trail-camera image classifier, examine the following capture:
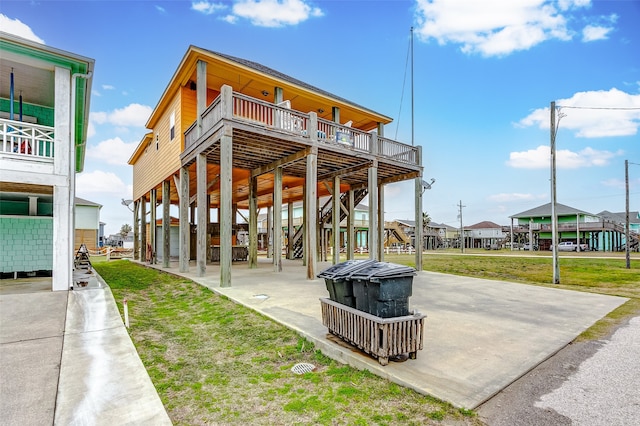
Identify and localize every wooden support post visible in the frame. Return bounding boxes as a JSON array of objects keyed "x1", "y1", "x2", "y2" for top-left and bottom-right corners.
[
  {"x1": 220, "y1": 124, "x2": 233, "y2": 287},
  {"x1": 140, "y1": 197, "x2": 147, "y2": 262},
  {"x1": 162, "y1": 180, "x2": 171, "y2": 267},
  {"x1": 305, "y1": 149, "x2": 318, "y2": 279},
  {"x1": 179, "y1": 166, "x2": 190, "y2": 272},
  {"x1": 206, "y1": 195, "x2": 211, "y2": 262},
  {"x1": 274, "y1": 86, "x2": 283, "y2": 104},
  {"x1": 196, "y1": 153, "x2": 207, "y2": 277},
  {"x1": 196, "y1": 60, "x2": 206, "y2": 137},
  {"x1": 347, "y1": 189, "x2": 354, "y2": 260},
  {"x1": 266, "y1": 206, "x2": 272, "y2": 259},
  {"x1": 150, "y1": 188, "x2": 157, "y2": 264},
  {"x1": 133, "y1": 199, "x2": 140, "y2": 260},
  {"x1": 378, "y1": 183, "x2": 385, "y2": 261},
  {"x1": 273, "y1": 167, "x2": 283, "y2": 272},
  {"x1": 248, "y1": 175, "x2": 258, "y2": 268},
  {"x1": 332, "y1": 176, "x2": 340, "y2": 264},
  {"x1": 368, "y1": 162, "x2": 378, "y2": 260},
  {"x1": 287, "y1": 202, "x2": 294, "y2": 260},
  {"x1": 415, "y1": 146, "x2": 423, "y2": 270},
  {"x1": 302, "y1": 178, "x2": 307, "y2": 266}
]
